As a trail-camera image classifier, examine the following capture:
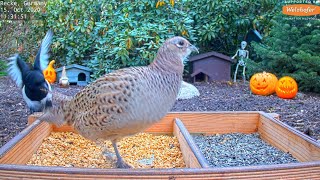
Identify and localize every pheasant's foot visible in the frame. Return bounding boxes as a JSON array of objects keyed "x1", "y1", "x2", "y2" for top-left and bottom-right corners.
[{"x1": 116, "y1": 159, "x2": 132, "y2": 169}]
